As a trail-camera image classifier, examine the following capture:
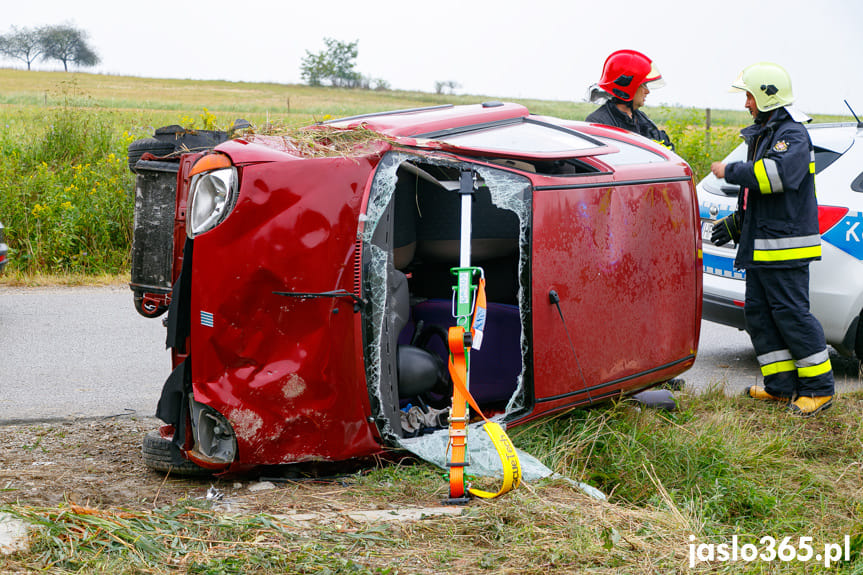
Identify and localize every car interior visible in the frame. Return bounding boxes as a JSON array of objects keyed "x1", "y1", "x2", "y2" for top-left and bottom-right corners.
[{"x1": 364, "y1": 154, "x2": 531, "y2": 439}]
